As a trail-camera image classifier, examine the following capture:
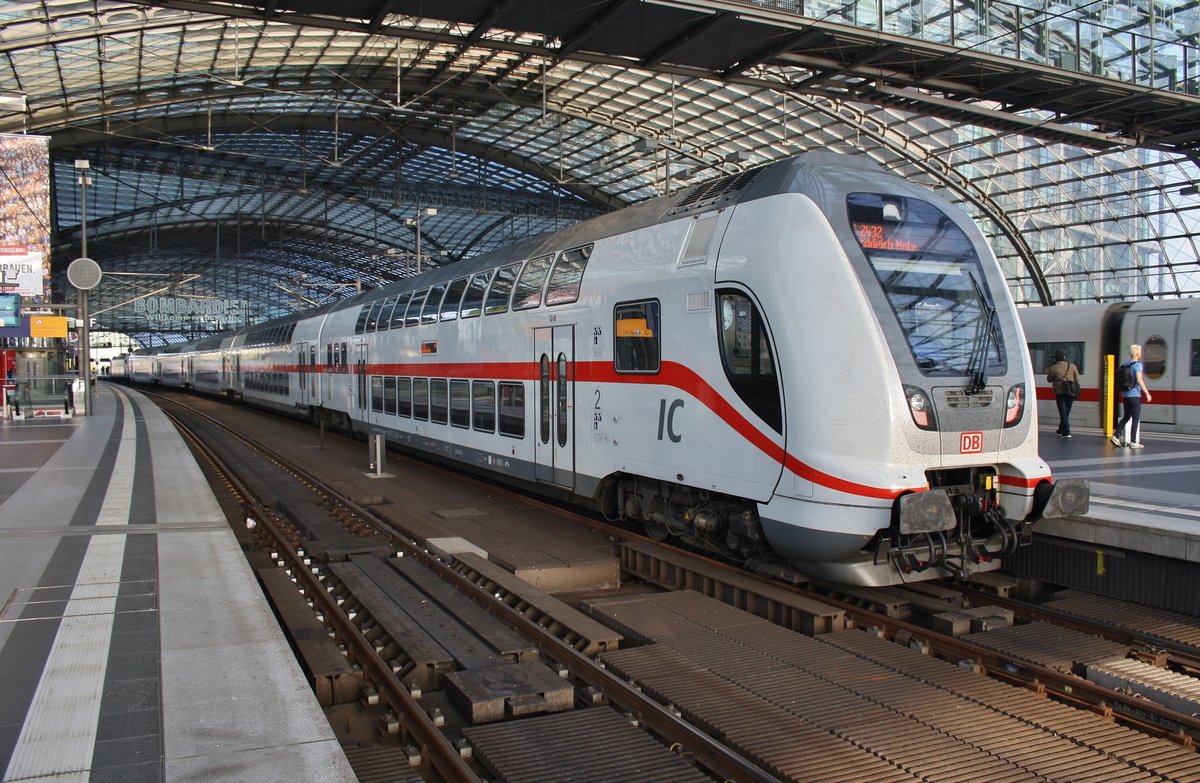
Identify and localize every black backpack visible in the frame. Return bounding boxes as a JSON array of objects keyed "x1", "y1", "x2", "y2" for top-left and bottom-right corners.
[{"x1": 1117, "y1": 362, "x2": 1136, "y2": 392}]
